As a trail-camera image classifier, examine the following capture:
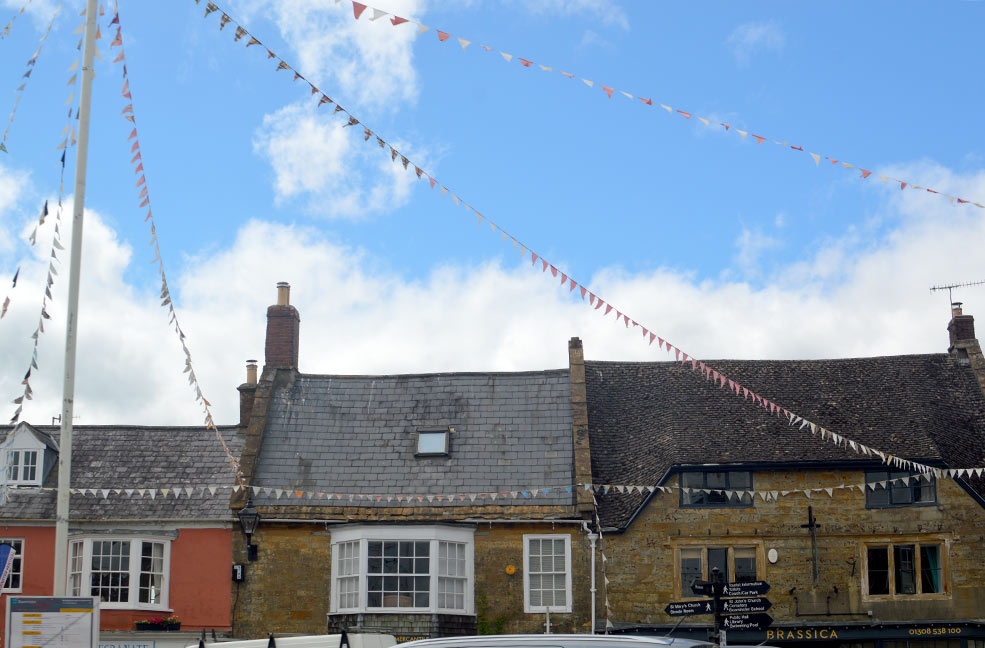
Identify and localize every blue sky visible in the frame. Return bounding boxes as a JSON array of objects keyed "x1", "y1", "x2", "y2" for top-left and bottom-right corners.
[{"x1": 2, "y1": 0, "x2": 984, "y2": 425}]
